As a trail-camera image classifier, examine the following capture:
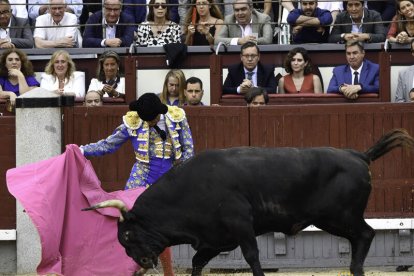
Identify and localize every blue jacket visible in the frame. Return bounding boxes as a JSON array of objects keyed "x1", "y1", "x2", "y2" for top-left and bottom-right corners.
[
  {"x1": 82, "y1": 11, "x2": 135, "y2": 48},
  {"x1": 287, "y1": 7, "x2": 333, "y2": 44},
  {"x1": 327, "y1": 59, "x2": 379, "y2": 94}
]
